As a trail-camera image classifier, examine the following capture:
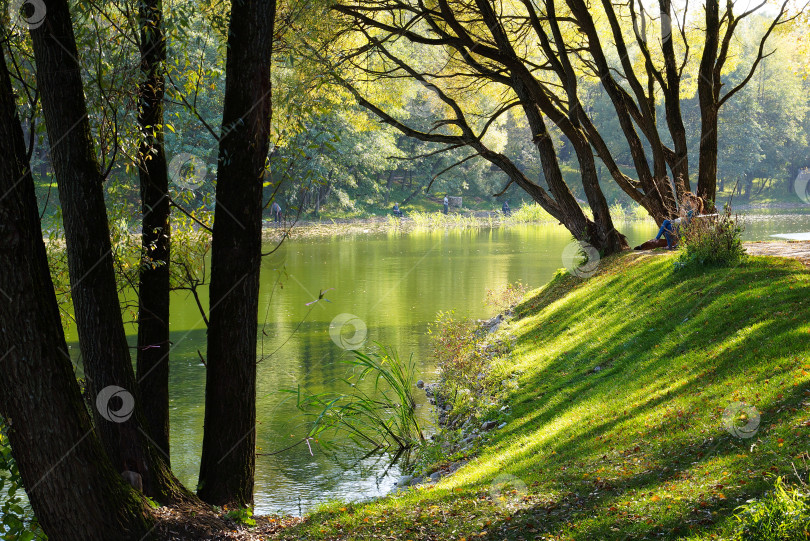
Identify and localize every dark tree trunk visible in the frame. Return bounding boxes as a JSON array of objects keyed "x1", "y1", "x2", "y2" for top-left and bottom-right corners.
[
  {"x1": 0, "y1": 41, "x2": 154, "y2": 541},
  {"x1": 29, "y1": 0, "x2": 183, "y2": 502},
  {"x1": 136, "y1": 0, "x2": 171, "y2": 462},
  {"x1": 571, "y1": 135, "x2": 629, "y2": 253},
  {"x1": 658, "y1": 0, "x2": 690, "y2": 190},
  {"x1": 697, "y1": 0, "x2": 720, "y2": 206},
  {"x1": 563, "y1": 0, "x2": 676, "y2": 222},
  {"x1": 198, "y1": 0, "x2": 276, "y2": 507}
]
